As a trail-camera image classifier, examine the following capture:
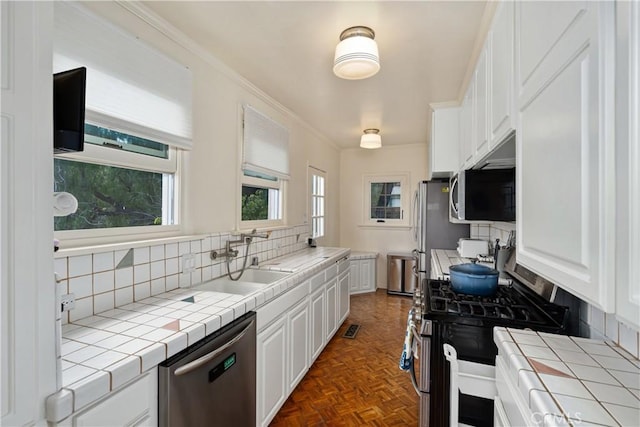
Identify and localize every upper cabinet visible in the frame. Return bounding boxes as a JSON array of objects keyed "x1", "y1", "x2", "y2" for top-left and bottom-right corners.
[
  {"x1": 429, "y1": 105, "x2": 460, "y2": 179},
  {"x1": 459, "y1": 1, "x2": 515, "y2": 171},
  {"x1": 488, "y1": 1, "x2": 516, "y2": 150},
  {"x1": 515, "y1": 1, "x2": 616, "y2": 311},
  {"x1": 615, "y1": 1, "x2": 640, "y2": 330}
]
